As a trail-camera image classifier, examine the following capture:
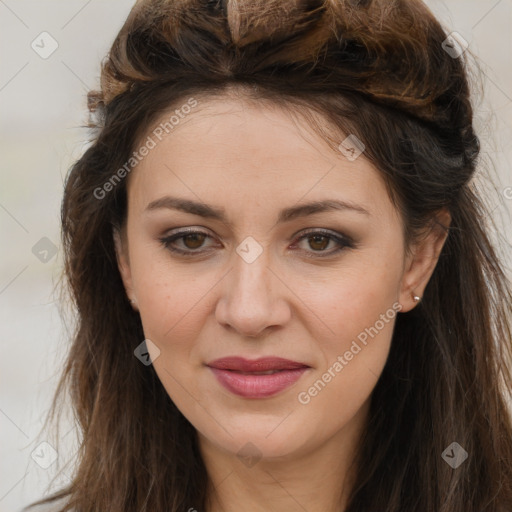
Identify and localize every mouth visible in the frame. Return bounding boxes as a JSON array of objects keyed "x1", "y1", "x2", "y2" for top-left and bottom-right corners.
[{"x1": 206, "y1": 356, "x2": 311, "y2": 398}]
